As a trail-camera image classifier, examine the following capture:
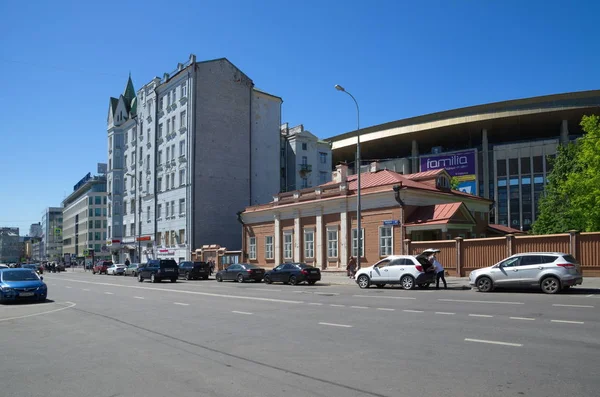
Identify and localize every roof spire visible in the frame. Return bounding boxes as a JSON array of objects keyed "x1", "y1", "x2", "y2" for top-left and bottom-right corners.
[{"x1": 123, "y1": 74, "x2": 136, "y2": 106}]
